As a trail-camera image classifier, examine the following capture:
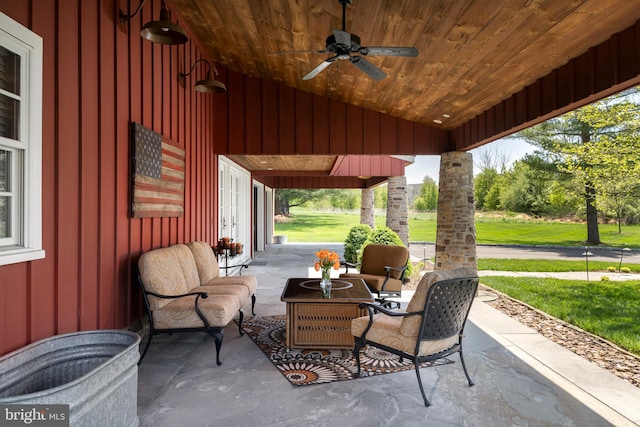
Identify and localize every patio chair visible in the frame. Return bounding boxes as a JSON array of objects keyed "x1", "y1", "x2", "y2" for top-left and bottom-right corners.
[
  {"x1": 351, "y1": 267, "x2": 479, "y2": 406},
  {"x1": 340, "y1": 243, "x2": 409, "y2": 308}
]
